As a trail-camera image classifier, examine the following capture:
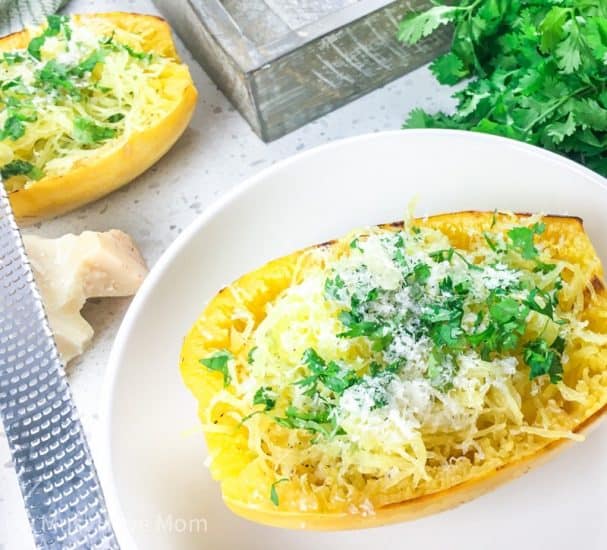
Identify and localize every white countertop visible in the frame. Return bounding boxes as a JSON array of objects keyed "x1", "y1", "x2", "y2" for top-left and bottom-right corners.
[{"x1": 0, "y1": 0, "x2": 456, "y2": 547}]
